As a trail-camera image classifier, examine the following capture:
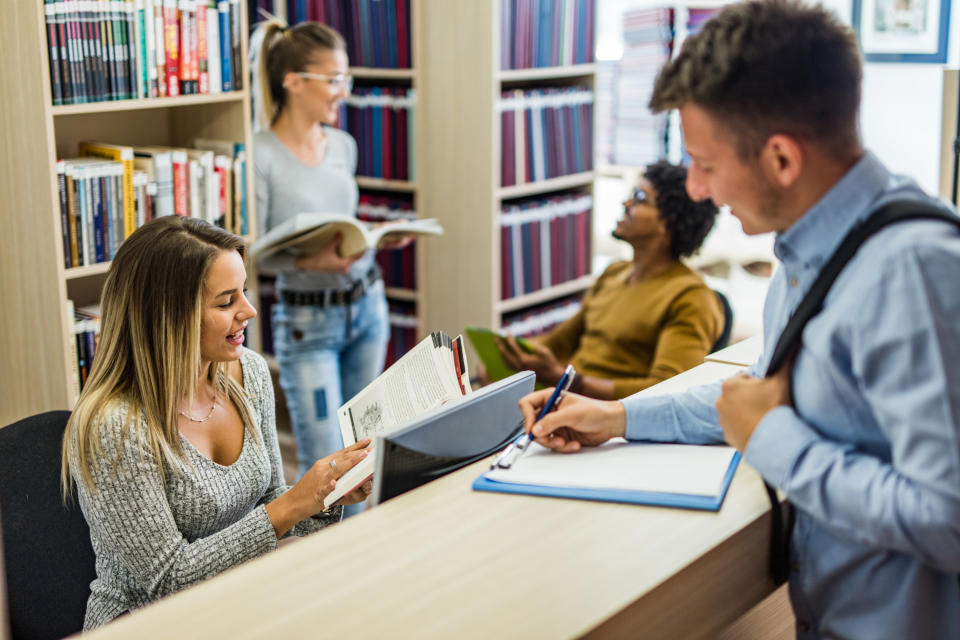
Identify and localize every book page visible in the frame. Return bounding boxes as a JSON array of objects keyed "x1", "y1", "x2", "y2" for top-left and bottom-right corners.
[
  {"x1": 338, "y1": 334, "x2": 465, "y2": 446},
  {"x1": 485, "y1": 440, "x2": 737, "y2": 498}
]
